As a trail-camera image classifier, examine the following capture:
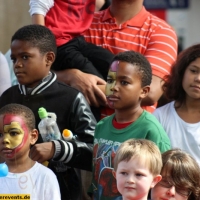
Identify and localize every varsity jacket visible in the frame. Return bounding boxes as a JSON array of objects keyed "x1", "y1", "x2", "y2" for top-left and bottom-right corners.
[{"x1": 0, "y1": 72, "x2": 96, "y2": 200}]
